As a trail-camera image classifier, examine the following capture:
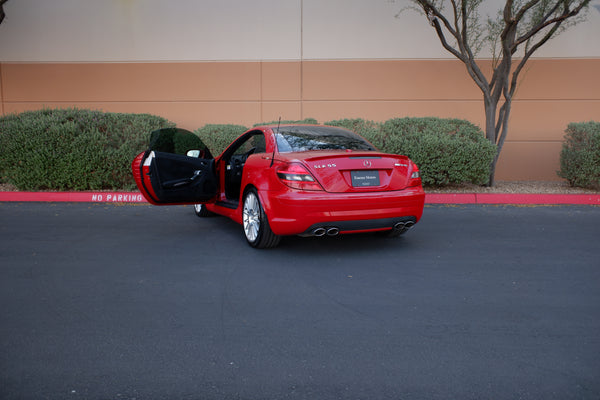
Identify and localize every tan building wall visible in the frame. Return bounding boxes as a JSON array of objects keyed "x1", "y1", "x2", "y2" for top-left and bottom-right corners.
[{"x1": 1, "y1": 58, "x2": 599, "y2": 181}]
